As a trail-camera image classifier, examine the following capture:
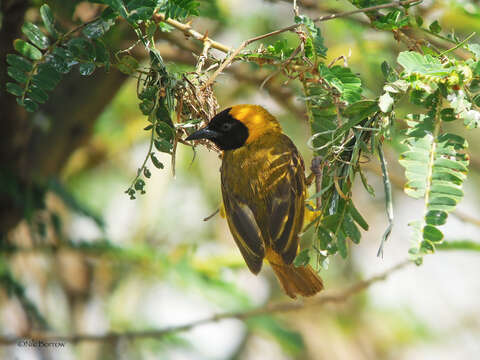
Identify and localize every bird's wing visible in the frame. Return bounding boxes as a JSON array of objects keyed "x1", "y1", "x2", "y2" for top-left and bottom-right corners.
[
  {"x1": 221, "y1": 187, "x2": 265, "y2": 274},
  {"x1": 220, "y1": 135, "x2": 306, "y2": 272},
  {"x1": 265, "y1": 138, "x2": 306, "y2": 264}
]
